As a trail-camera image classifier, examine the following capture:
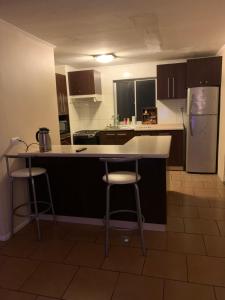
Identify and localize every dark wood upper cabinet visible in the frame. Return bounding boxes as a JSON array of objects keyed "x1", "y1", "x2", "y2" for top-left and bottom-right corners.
[
  {"x1": 187, "y1": 56, "x2": 222, "y2": 87},
  {"x1": 68, "y1": 70, "x2": 102, "y2": 96},
  {"x1": 157, "y1": 63, "x2": 187, "y2": 100},
  {"x1": 55, "y1": 73, "x2": 69, "y2": 115}
]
